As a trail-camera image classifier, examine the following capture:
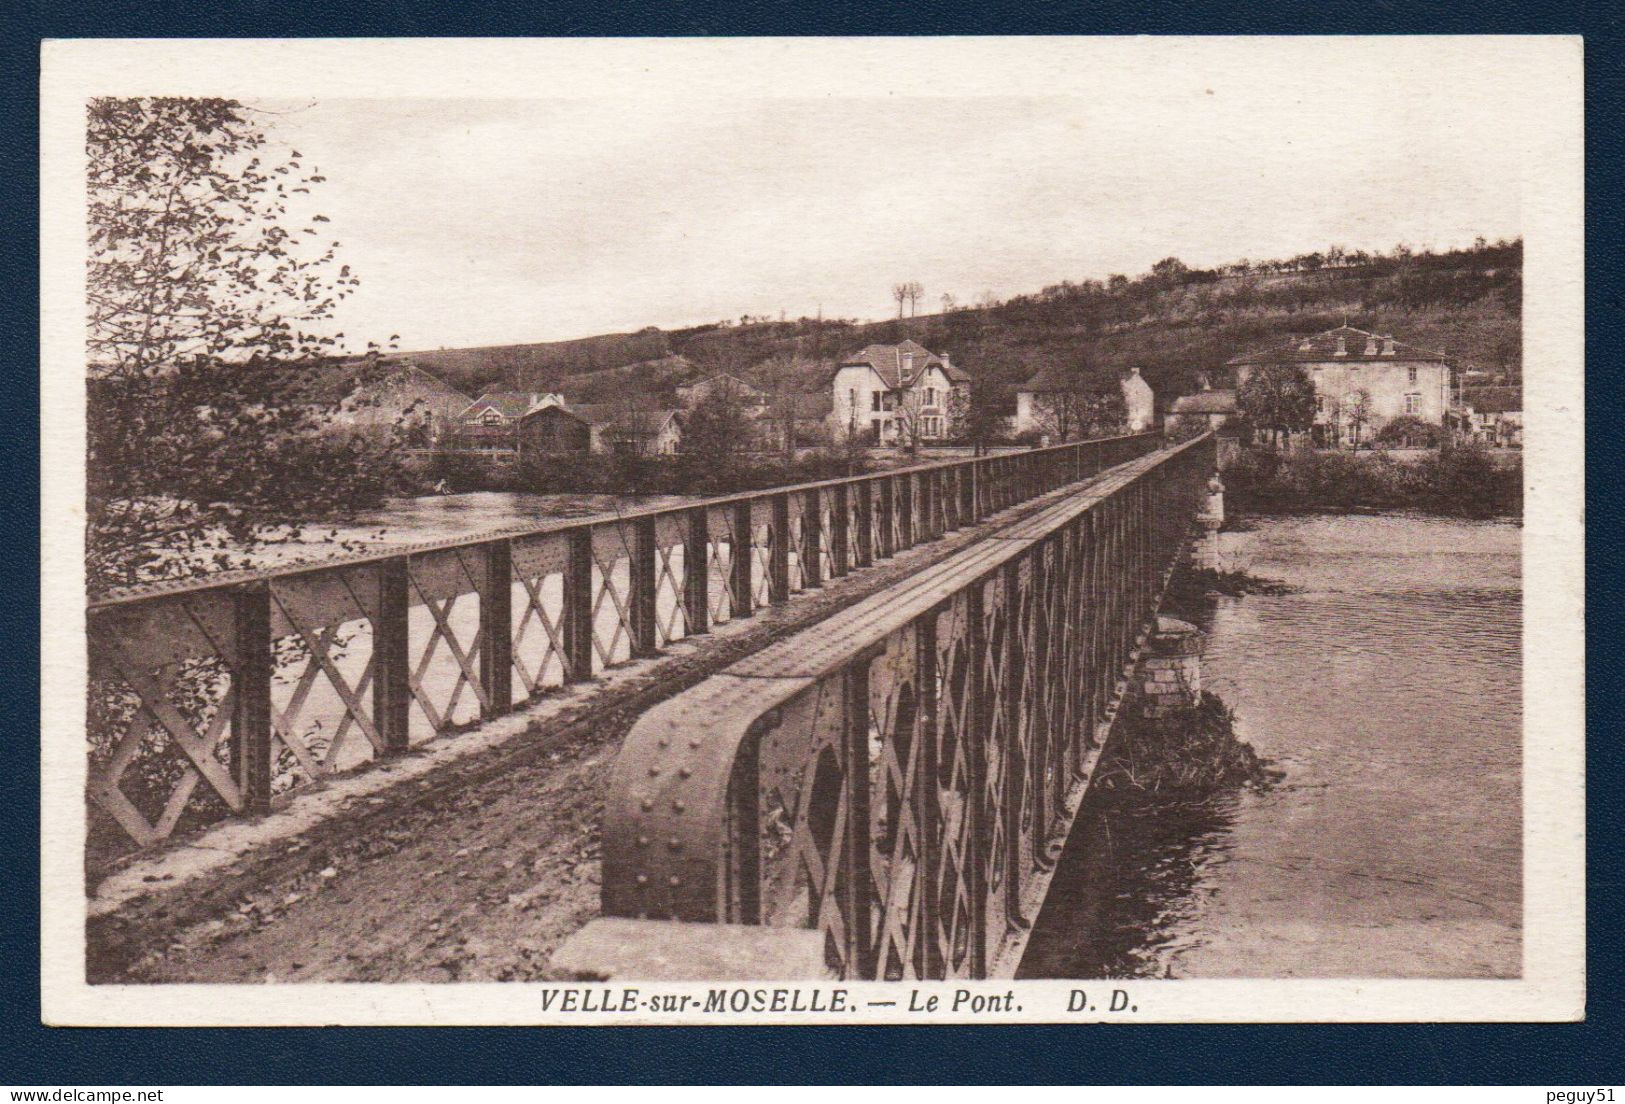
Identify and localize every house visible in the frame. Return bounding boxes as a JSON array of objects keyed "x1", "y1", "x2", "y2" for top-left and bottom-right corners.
[
  {"x1": 1454, "y1": 386, "x2": 1523, "y2": 447},
  {"x1": 569, "y1": 404, "x2": 684, "y2": 456},
  {"x1": 1164, "y1": 383, "x2": 1241, "y2": 435},
  {"x1": 313, "y1": 360, "x2": 472, "y2": 445},
  {"x1": 455, "y1": 391, "x2": 564, "y2": 450},
  {"x1": 1228, "y1": 324, "x2": 1453, "y2": 449},
  {"x1": 828, "y1": 340, "x2": 970, "y2": 444},
  {"x1": 1014, "y1": 365, "x2": 1155, "y2": 439},
  {"x1": 516, "y1": 404, "x2": 592, "y2": 455}
]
